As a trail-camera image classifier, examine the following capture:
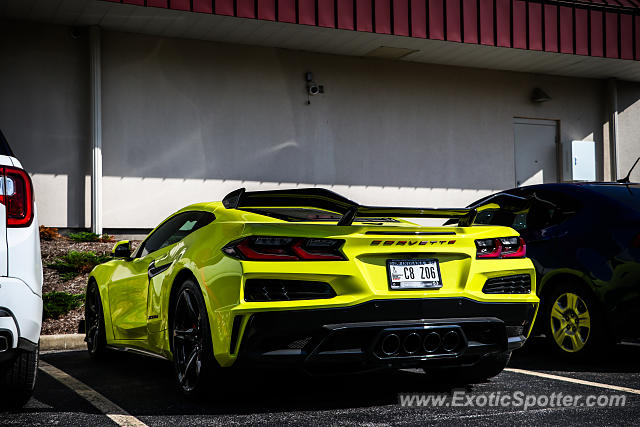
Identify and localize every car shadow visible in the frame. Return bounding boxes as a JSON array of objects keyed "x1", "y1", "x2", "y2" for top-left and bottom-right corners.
[
  {"x1": 33, "y1": 338, "x2": 640, "y2": 417},
  {"x1": 36, "y1": 350, "x2": 473, "y2": 416},
  {"x1": 509, "y1": 336, "x2": 640, "y2": 373}
]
